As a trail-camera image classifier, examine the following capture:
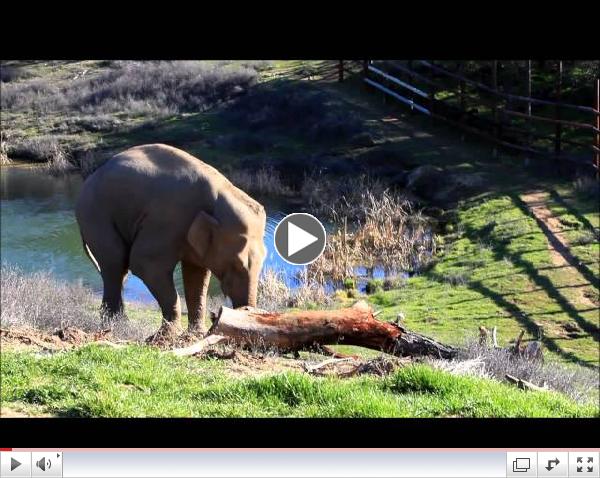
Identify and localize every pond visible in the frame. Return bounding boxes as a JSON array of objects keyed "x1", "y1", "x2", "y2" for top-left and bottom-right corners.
[{"x1": 0, "y1": 164, "x2": 303, "y2": 303}]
